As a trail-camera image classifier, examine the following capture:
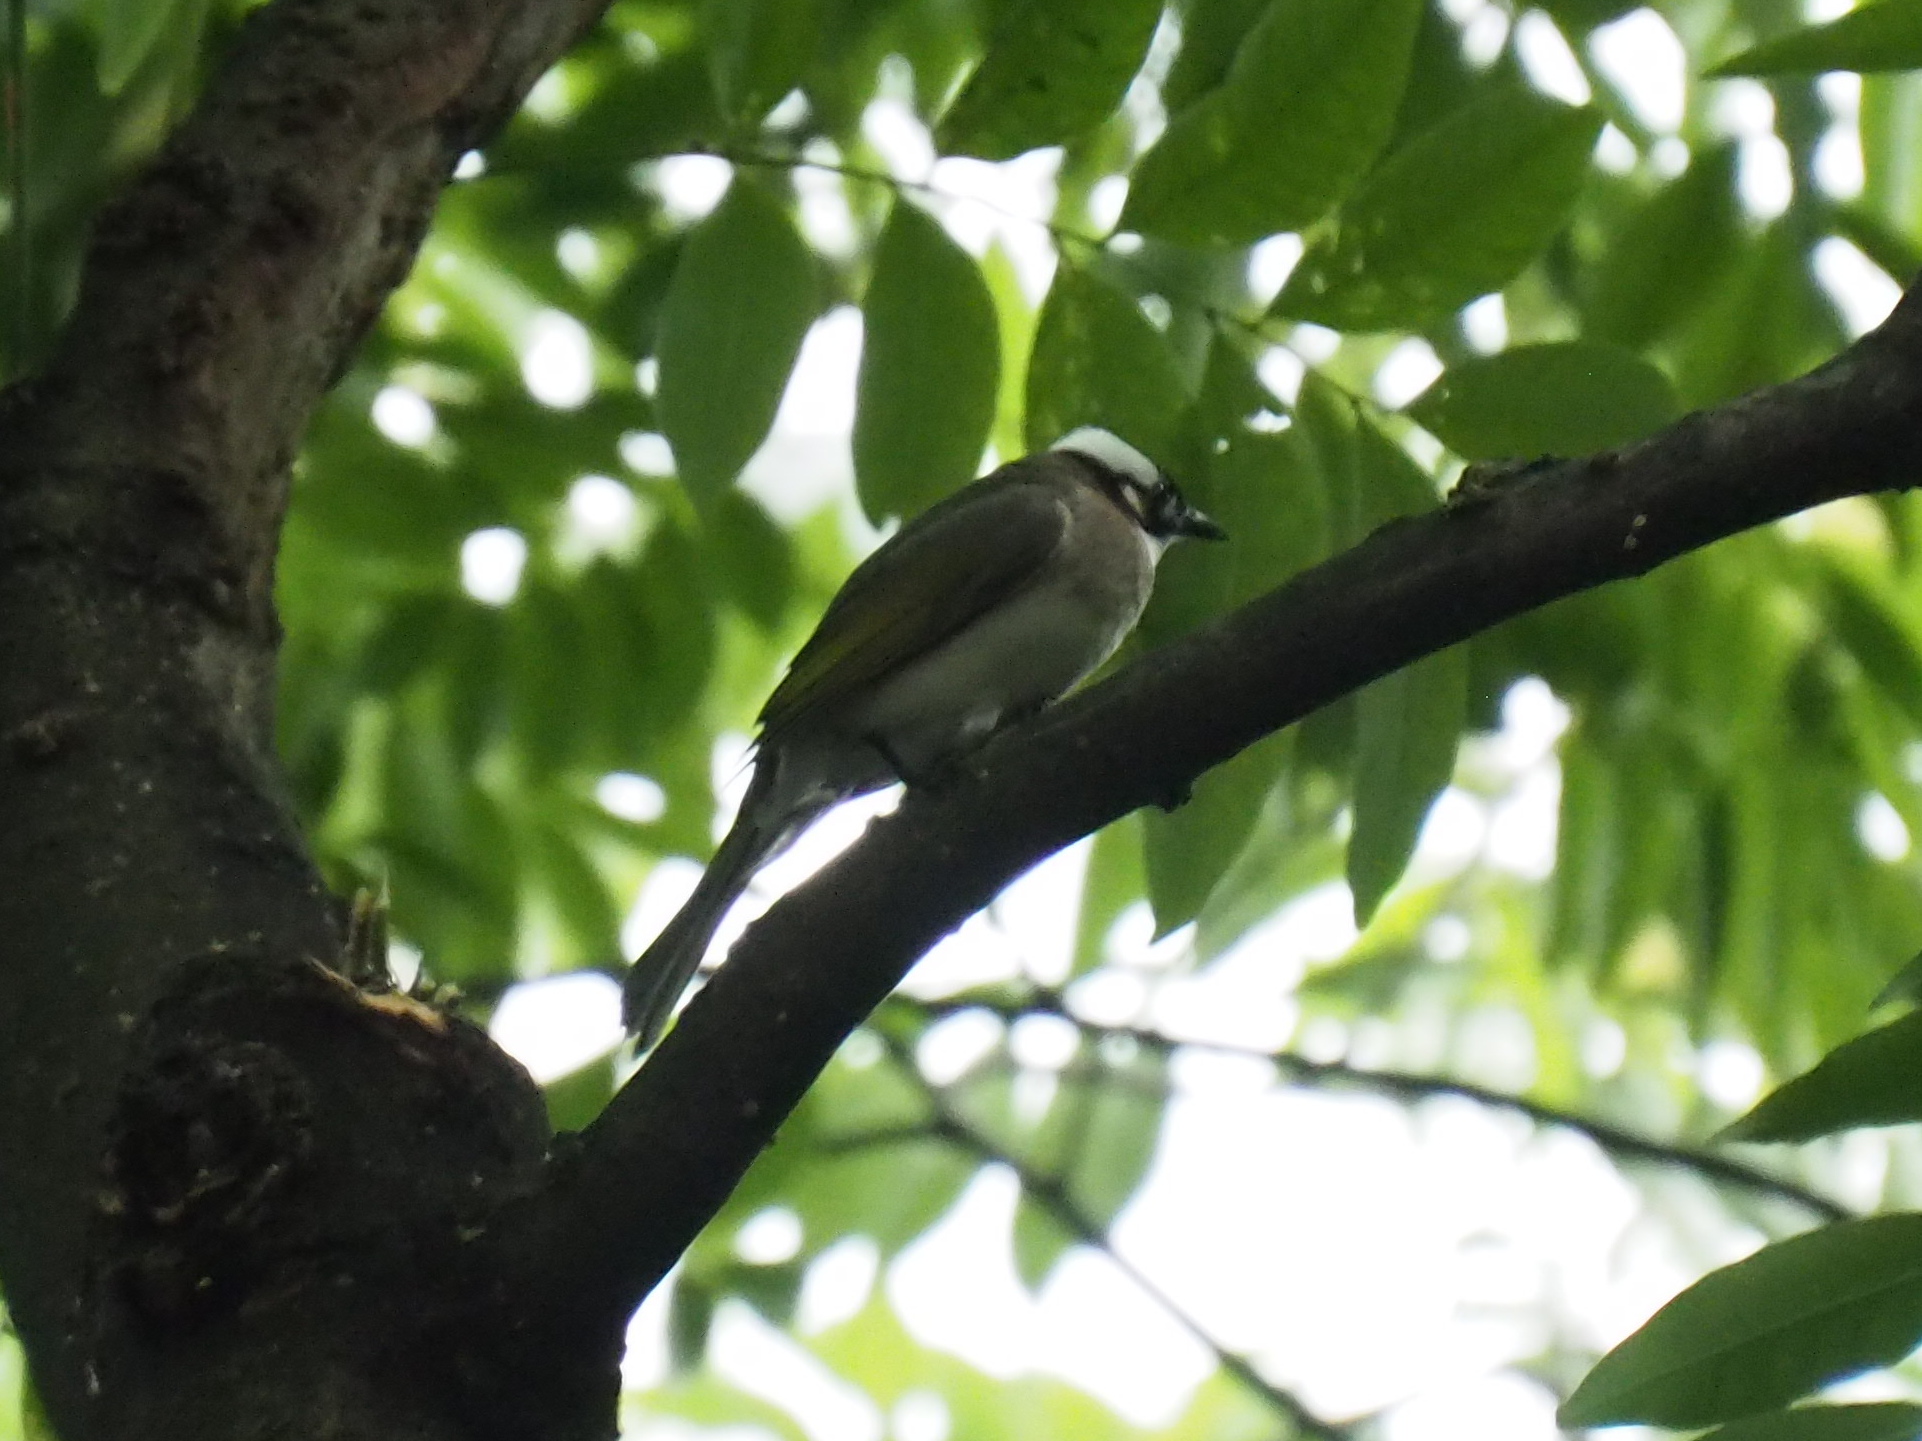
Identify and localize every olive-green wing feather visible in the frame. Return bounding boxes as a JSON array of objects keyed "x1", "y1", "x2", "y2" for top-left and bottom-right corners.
[{"x1": 759, "y1": 465, "x2": 1071, "y2": 737}]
